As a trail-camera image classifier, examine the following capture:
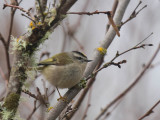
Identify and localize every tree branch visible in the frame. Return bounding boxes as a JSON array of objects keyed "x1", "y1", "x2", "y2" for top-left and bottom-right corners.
[
  {"x1": 138, "y1": 99, "x2": 160, "y2": 120},
  {"x1": 3, "y1": 3, "x2": 31, "y2": 16}
]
